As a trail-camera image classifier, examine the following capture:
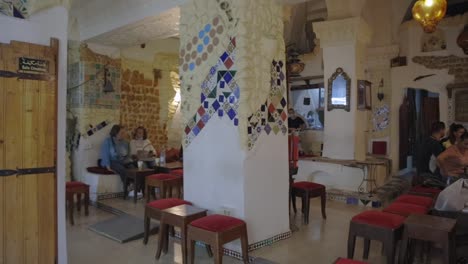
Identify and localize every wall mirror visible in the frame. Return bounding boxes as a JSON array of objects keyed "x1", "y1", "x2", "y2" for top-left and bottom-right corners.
[{"x1": 327, "y1": 67, "x2": 351, "y2": 112}]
